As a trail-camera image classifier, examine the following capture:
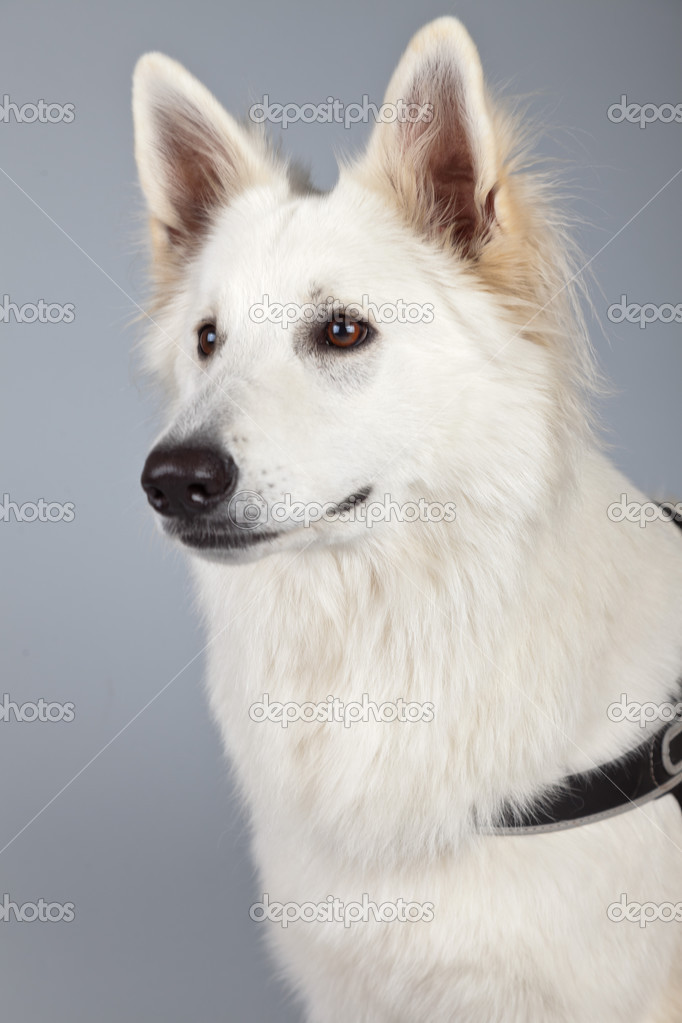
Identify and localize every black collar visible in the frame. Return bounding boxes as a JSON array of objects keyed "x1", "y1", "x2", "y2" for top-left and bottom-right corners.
[
  {"x1": 488, "y1": 509, "x2": 682, "y2": 835},
  {"x1": 488, "y1": 712, "x2": 682, "y2": 835}
]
